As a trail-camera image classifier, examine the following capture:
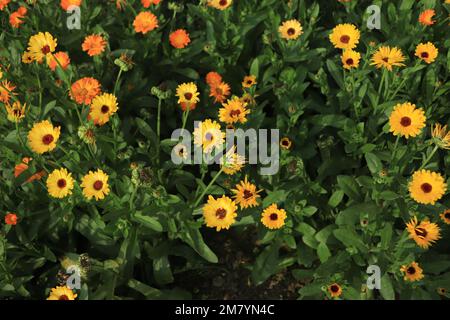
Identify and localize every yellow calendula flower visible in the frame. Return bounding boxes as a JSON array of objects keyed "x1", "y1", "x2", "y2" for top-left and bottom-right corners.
[
  {"x1": 207, "y1": 0, "x2": 233, "y2": 10},
  {"x1": 439, "y1": 209, "x2": 450, "y2": 225},
  {"x1": 176, "y1": 82, "x2": 200, "y2": 106},
  {"x1": 370, "y1": 46, "x2": 406, "y2": 71},
  {"x1": 409, "y1": 170, "x2": 446, "y2": 205},
  {"x1": 231, "y1": 176, "x2": 262, "y2": 209},
  {"x1": 193, "y1": 119, "x2": 225, "y2": 153},
  {"x1": 278, "y1": 19, "x2": 303, "y2": 40},
  {"x1": 219, "y1": 97, "x2": 250, "y2": 125},
  {"x1": 47, "y1": 286, "x2": 77, "y2": 300},
  {"x1": 341, "y1": 49, "x2": 361, "y2": 70},
  {"x1": 88, "y1": 93, "x2": 118, "y2": 126},
  {"x1": 280, "y1": 137, "x2": 292, "y2": 150},
  {"x1": 81, "y1": 169, "x2": 110, "y2": 201},
  {"x1": 431, "y1": 123, "x2": 450, "y2": 150},
  {"x1": 203, "y1": 195, "x2": 237, "y2": 231},
  {"x1": 27, "y1": 32, "x2": 57, "y2": 62},
  {"x1": 28, "y1": 120, "x2": 61, "y2": 154},
  {"x1": 221, "y1": 147, "x2": 245, "y2": 175},
  {"x1": 327, "y1": 283, "x2": 343, "y2": 298},
  {"x1": 240, "y1": 93, "x2": 256, "y2": 107},
  {"x1": 22, "y1": 51, "x2": 34, "y2": 64},
  {"x1": 46, "y1": 168, "x2": 74, "y2": 199},
  {"x1": 5, "y1": 101, "x2": 26, "y2": 123},
  {"x1": 389, "y1": 102, "x2": 426, "y2": 138},
  {"x1": 242, "y1": 75, "x2": 257, "y2": 88},
  {"x1": 329, "y1": 24, "x2": 360, "y2": 50},
  {"x1": 406, "y1": 216, "x2": 441, "y2": 249},
  {"x1": 400, "y1": 262, "x2": 424, "y2": 282},
  {"x1": 261, "y1": 203, "x2": 287, "y2": 229},
  {"x1": 415, "y1": 42, "x2": 438, "y2": 64}
]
